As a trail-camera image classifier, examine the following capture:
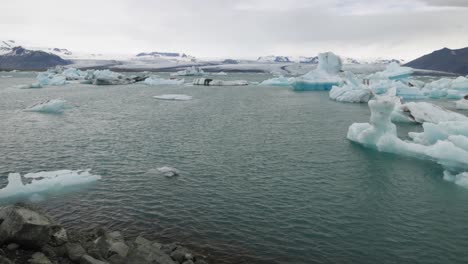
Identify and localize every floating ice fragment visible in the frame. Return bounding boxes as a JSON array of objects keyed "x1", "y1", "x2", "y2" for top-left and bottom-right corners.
[
  {"x1": 171, "y1": 66, "x2": 205, "y2": 77},
  {"x1": 193, "y1": 78, "x2": 248, "y2": 86},
  {"x1": 0, "y1": 169, "x2": 101, "y2": 200},
  {"x1": 368, "y1": 62, "x2": 413, "y2": 80},
  {"x1": 443, "y1": 171, "x2": 468, "y2": 188},
  {"x1": 456, "y1": 98, "x2": 468, "y2": 110},
  {"x1": 24, "y1": 99, "x2": 69, "y2": 114},
  {"x1": 392, "y1": 102, "x2": 468, "y2": 124},
  {"x1": 144, "y1": 76, "x2": 184, "y2": 86},
  {"x1": 329, "y1": 72, "x2": 372, "y2": 103},
  {"x1": 157, "y1": 166, "x2": 180, "y2": 177},
  {"x1": 259, "y1": 76, "x2": 293, "y2": 87},
  {"x1": 153, "y1": 94, "x2": 193, "y2": 101}
]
